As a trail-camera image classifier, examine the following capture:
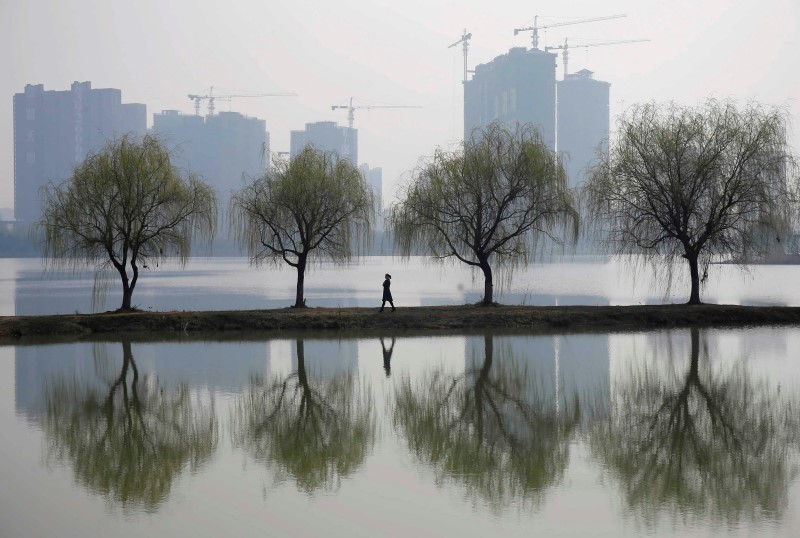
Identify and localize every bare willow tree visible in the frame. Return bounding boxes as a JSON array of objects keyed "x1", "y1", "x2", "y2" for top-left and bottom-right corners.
[
  {"x1": 39, "y1": 134, "x2": 217, "y2": 311},
  {"x1": 390, "y1": 122, "x2": 578, "y2": 305},
  {"x1": 584, "y1": 100, "x2": 797, "y2": 304},
  {"x1": 230, "y1": 146, "x2": 374, "y2": 308}
]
